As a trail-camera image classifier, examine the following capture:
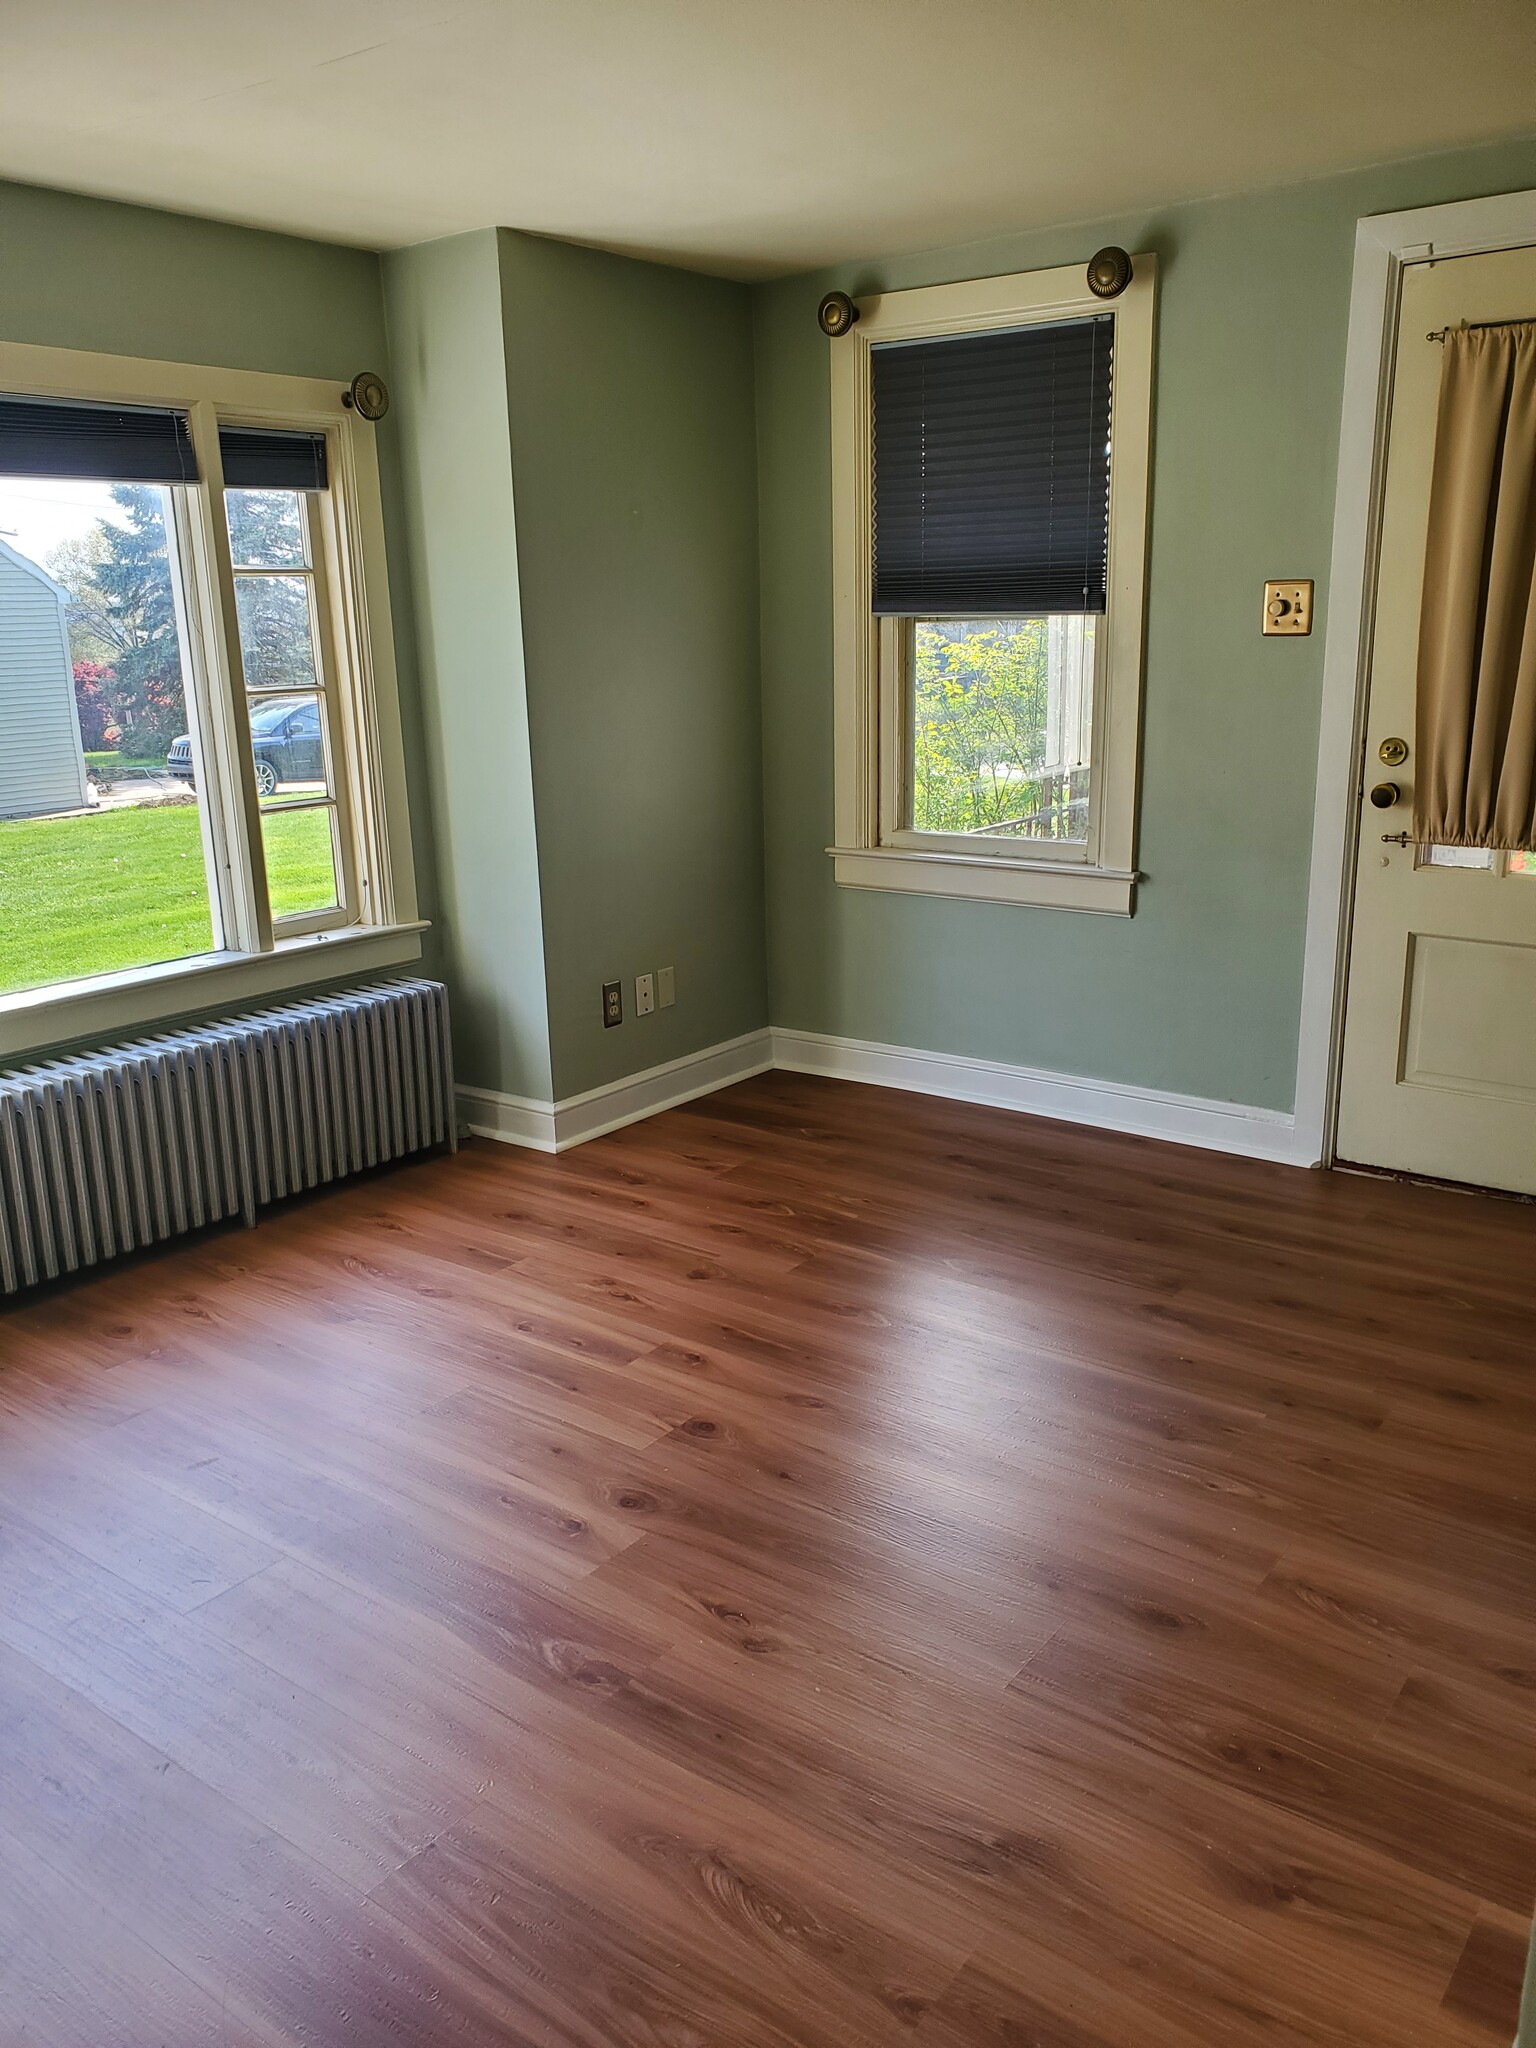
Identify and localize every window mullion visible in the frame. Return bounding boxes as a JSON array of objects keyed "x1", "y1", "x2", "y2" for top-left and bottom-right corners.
[
  {"x1": 183, "y1": 400, "x2": 274, "y2": 953},
  {"x1": 302, "y1": 490, "x2": 362, "y2": 927},
  {"x1": 160, "y1": 496, "x2": 232, "y2": 954}
]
